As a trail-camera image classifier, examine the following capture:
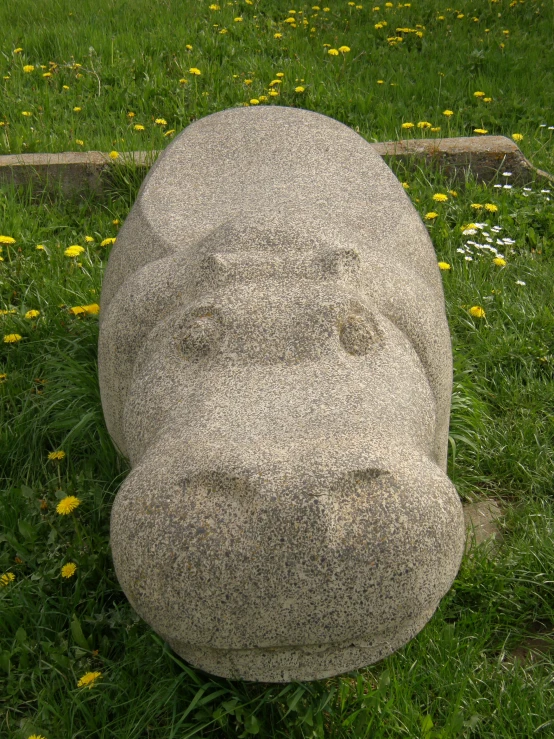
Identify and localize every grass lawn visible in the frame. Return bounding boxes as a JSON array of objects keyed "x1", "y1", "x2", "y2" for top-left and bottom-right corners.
[{"x1": 1, "y1": 1, "x2": 554, "y2": 737}]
